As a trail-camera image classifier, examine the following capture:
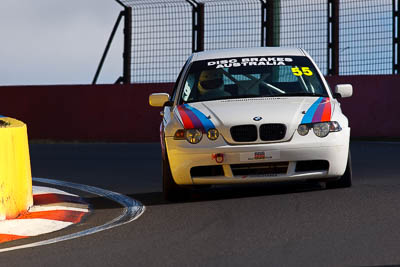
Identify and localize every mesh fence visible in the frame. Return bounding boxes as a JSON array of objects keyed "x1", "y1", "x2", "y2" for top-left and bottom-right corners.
[
  {"x1": 339, "y1": 0, "x2": 393, "y2": 75},
  {"x1": 277, "y1": 0, "x2": 328, "y2": 75},
  {"x1": 117, "y1": 0, "x2": 397, "y2": 83},
  {"x1": 122, "y1": 0, "x2": 192, "y2": 83},
  {"x1": 202, "y1": 0, "x2": 261, "y2": 50}
]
